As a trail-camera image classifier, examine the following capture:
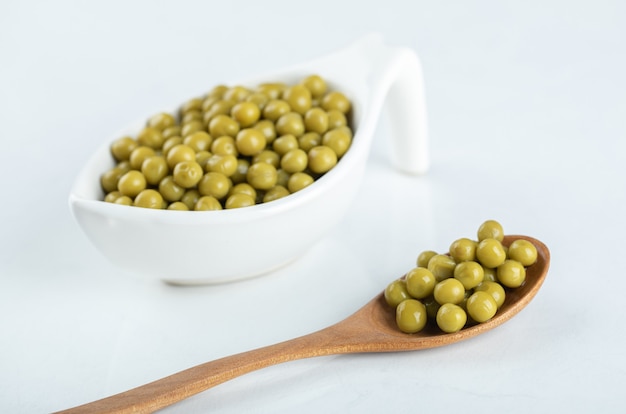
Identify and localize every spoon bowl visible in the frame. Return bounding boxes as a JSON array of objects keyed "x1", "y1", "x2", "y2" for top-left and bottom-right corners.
[
  {"x1": 68, "y1": 33, "x2": 429, "y2": 284},
  {"x1": 56, "y1": 235, "x2": 549, "y2": 413}
]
